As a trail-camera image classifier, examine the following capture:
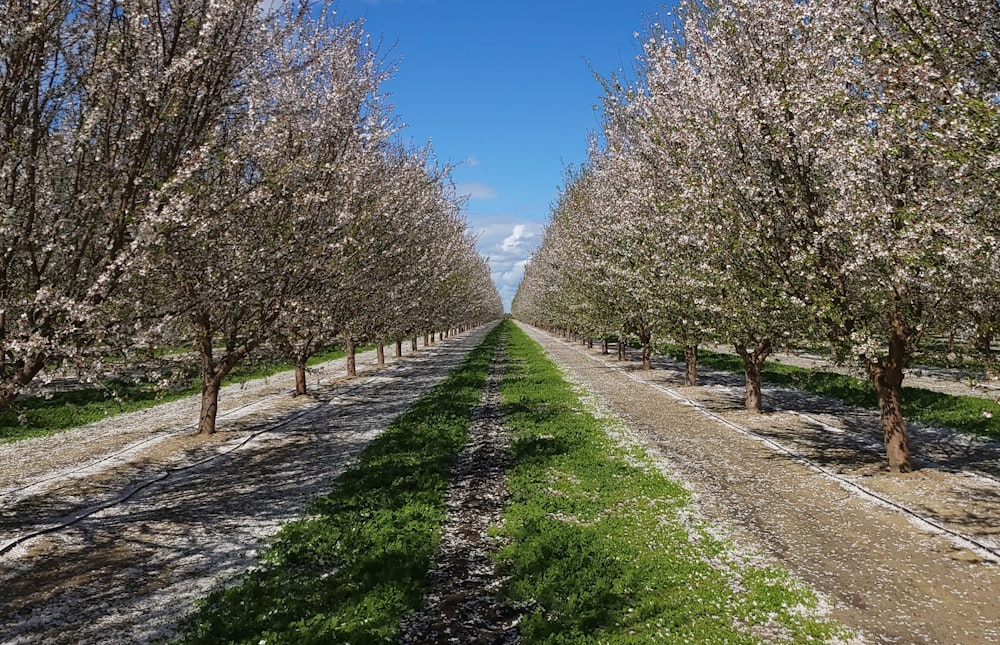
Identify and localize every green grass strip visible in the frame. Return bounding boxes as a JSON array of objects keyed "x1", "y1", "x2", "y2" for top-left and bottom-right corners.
[
  {"x1": 498, "y1": 325, "x2": 853, "y2": 644},
  {"x1": 0, "y1": 346, "x2": 365, "y2": 444},
  {"x1": 177, "y1": 327, "x2": 502, "y2": 644},
  {"x1": 662, "y1": 346, "x2": 1000, "y2": 439}
]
